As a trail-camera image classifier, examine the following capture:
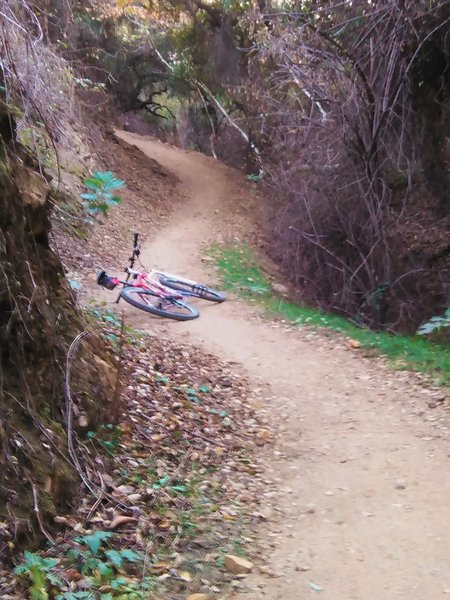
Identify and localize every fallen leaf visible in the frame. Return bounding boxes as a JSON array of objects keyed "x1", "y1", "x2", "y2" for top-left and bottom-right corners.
[
  {"x1": 309, "y1": 582, "x2": 323, "y2": 592},
  {"x1": 150, "y1": 562, "x2": 171, "y2": 574},
  {"x1": 64, "y1": 568, "x2": 83, "y2": 582},
  {"x1": 158, "y1": 519, "x2": 172, "y2": 530}
]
